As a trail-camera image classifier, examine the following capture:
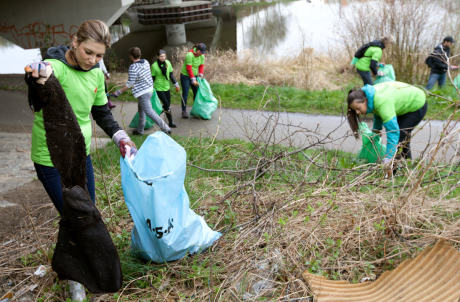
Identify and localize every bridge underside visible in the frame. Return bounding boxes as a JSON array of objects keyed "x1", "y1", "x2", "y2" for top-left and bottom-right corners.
[{"x1": 0, "y1": 0, "x2": 134, "y2": 49}]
